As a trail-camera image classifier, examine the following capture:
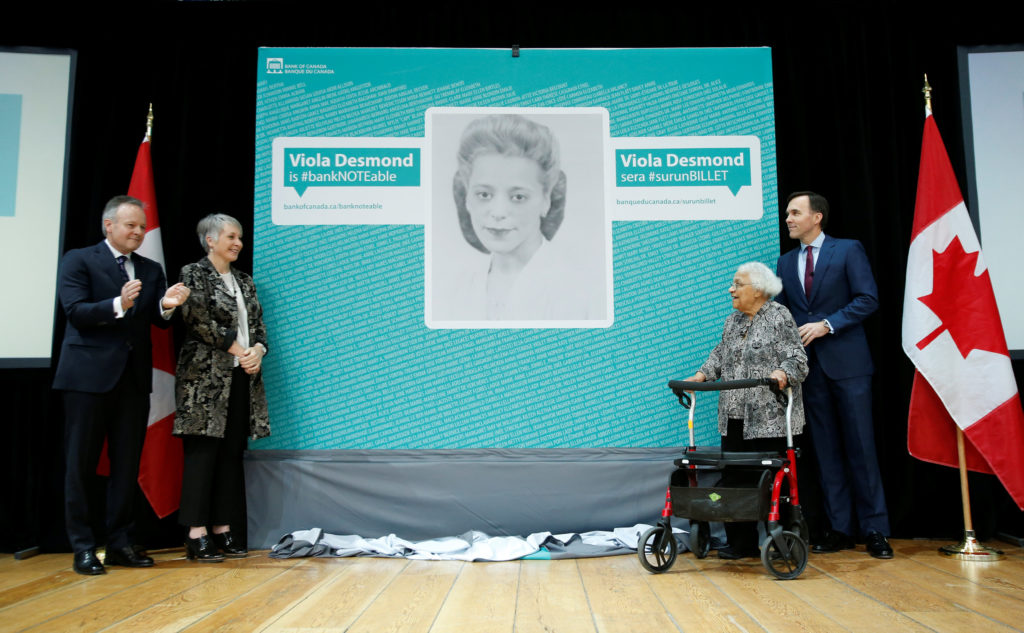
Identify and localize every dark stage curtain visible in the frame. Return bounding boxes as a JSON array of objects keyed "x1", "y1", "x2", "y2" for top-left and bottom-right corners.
[{"x1": 2, "y1": 2, "x2": 1021, "y2": 552}]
